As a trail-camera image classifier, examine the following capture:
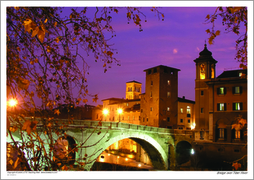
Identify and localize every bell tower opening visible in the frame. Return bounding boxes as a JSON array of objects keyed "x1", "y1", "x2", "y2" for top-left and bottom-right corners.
[{"x1": 125, "y1": 81, "x2": 142, "y2": 100}]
